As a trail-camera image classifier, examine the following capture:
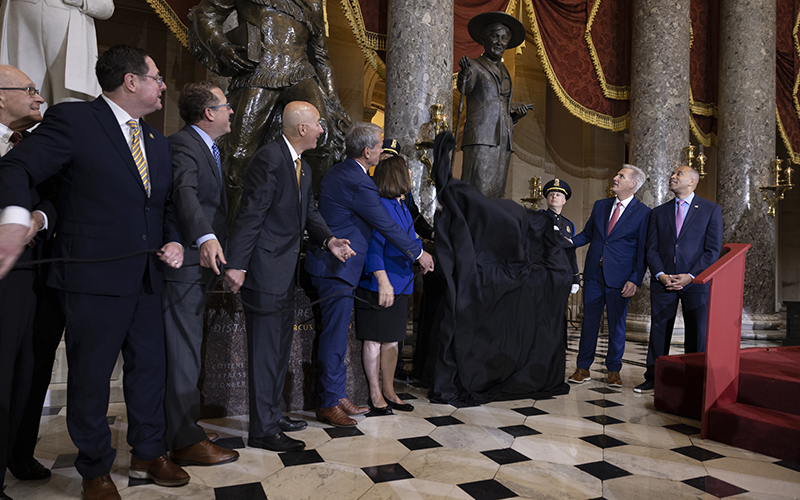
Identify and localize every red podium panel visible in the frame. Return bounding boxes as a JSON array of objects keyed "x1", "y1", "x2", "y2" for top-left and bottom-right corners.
[{"x1": 692, "y1": 243, "x2": 750, "y2": 437}]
